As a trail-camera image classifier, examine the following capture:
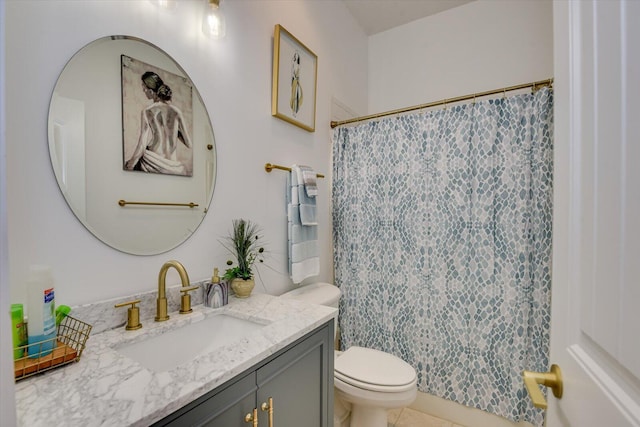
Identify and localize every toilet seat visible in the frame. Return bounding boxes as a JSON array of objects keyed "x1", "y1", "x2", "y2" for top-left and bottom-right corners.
[{"x1": 334, "y1": 346, "x2": 416, "y2": 393}]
